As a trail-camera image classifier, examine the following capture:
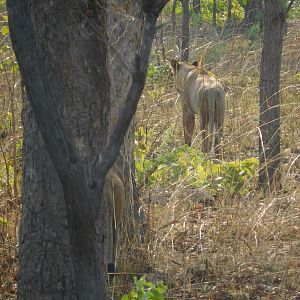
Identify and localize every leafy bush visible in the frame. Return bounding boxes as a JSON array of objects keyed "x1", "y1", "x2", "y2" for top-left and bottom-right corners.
[
  {"x1": 208, "y1": 157, "x2": 259, "y2": 195},
  {"x1": 121, "y1": 276, "x2": 167, "y2": 300},
  {"x1": 147, "y1": 64, "x2": 170, "y2": 85},
  {"x1": 1, "y1": 14, "x2": 19, "y2": 74},
  {"x1": 163, "y1": 0, "x2": 182, "y2": 15},
  {"x1": 135, "y1": 131, "x2": 258, "y2": 196},
  {"x1": 244, "y1": 24, "x2": 260, "y2": 43}
]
